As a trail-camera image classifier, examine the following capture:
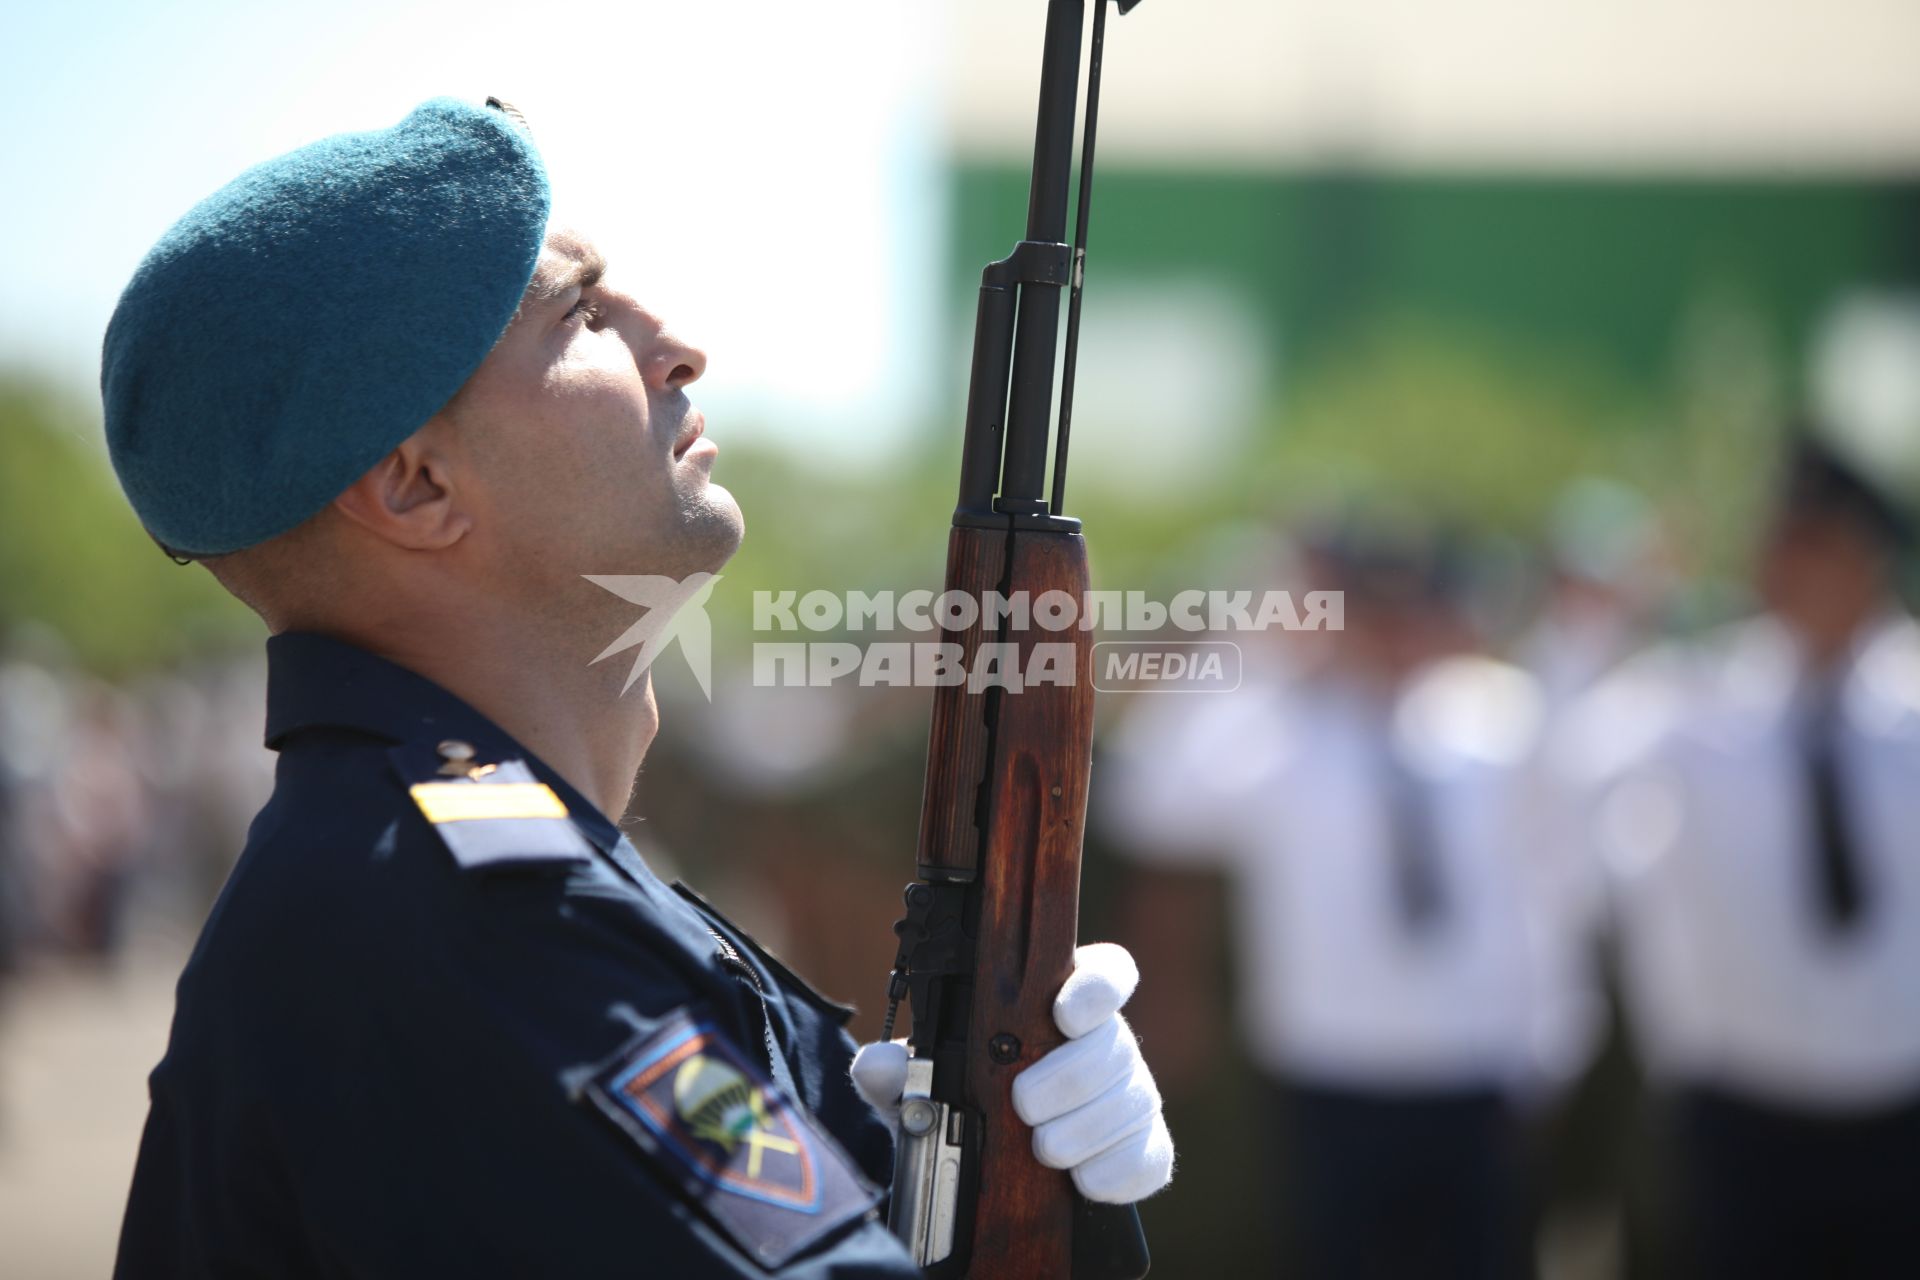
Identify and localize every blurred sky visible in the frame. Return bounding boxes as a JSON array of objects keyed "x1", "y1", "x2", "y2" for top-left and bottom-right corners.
[
  {"x1": 4, "y1": 0, "x2": 1920, "y2": 461},
  {"x1": 0, "y1": 0, "x2": 950, "y2": 457}
]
